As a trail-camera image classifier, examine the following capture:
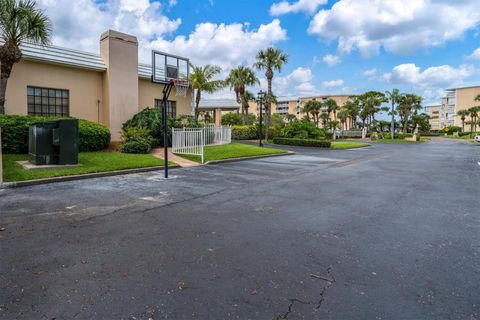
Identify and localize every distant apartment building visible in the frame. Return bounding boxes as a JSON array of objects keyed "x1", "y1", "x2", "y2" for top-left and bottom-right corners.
[
  {"x1": 250, "y1": 94, "x2": 355, "y2": 128},
  {"x1": 427, "y1": 85, "x2": 480, "y2": 130}
]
